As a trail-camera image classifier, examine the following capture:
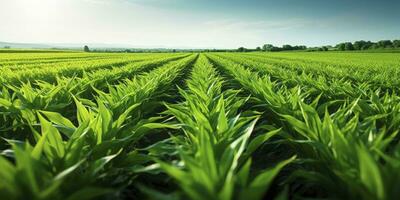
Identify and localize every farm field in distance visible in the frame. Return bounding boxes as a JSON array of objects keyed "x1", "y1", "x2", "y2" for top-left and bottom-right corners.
[{"x1": 1, "y1": 51, "x2": 400, "y2": 200}]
